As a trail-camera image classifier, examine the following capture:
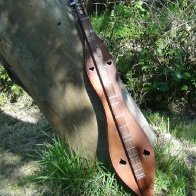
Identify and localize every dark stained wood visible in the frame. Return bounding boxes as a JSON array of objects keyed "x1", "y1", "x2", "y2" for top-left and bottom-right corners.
[
  {"x1": 74, "y1": 0, "x2": 155, "y2": 194},
  {"x1": 85, "y1": 38, "x2": 155, "y2": 195}
]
